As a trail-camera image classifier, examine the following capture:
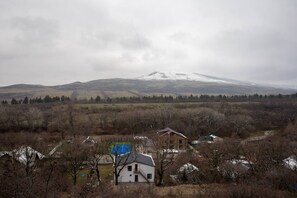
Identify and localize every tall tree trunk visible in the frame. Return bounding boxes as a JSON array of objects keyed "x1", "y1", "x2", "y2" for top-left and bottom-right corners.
[
  {"x1": 157, "y1": 170, "x2": 164, "y2": 186},
  {"x1": 74, "y1": 173, "x2": 77, "y2": 185},
  {"x1": 95, "y1": 167, "x2": 101, "y2": 185},
  {"x1": 45, "y1": 161, "x2": 55, "y2": 197},
  {"x1": 115, "y1": 174, "x2": 119, "y2": 185},
  {"x1": 114, "y1": 165, "x2": 119, "y2": 185}
]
